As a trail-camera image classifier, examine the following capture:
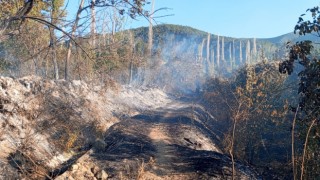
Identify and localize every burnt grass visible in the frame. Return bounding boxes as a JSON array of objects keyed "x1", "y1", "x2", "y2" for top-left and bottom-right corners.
[{"x1": 90, "y1": 107, "x2": 259, "y2": 179}]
